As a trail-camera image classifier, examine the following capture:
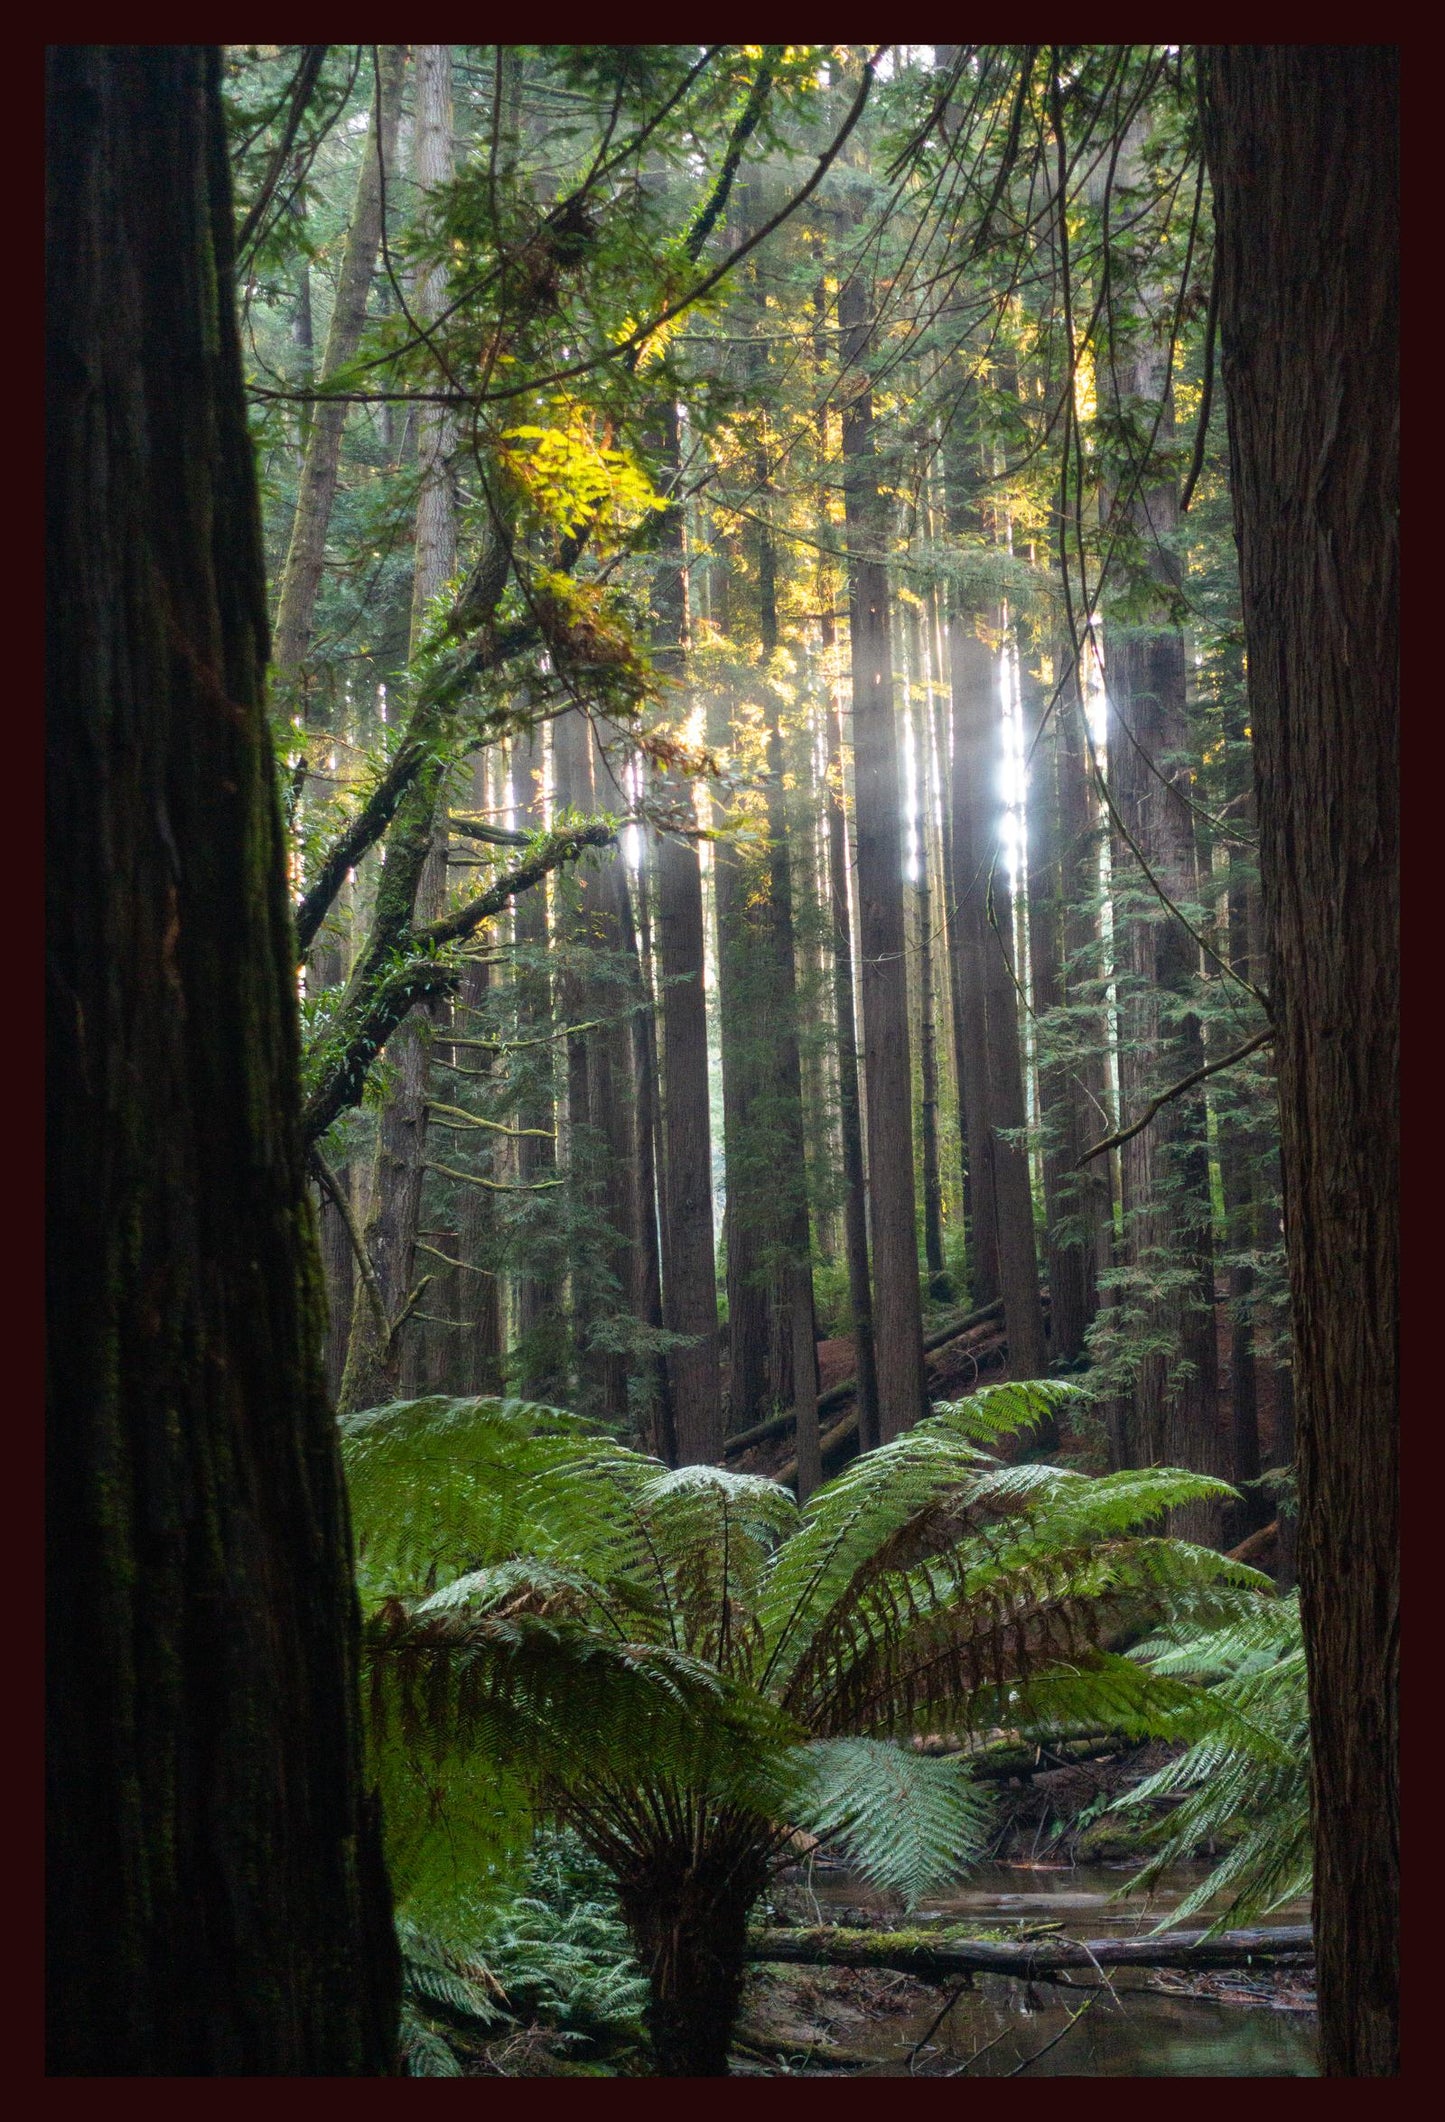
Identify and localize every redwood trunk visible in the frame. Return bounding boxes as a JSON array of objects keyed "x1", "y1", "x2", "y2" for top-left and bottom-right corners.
[
  {"x1": 1202, "y1": 43, "x2": 1398, "y2": 2077},
  {"x1": 840, "y1": 271, "x2": 926, "y2": 1440},
  {"x1": 46, "y1": 44, "x2": 397, "y2": 2072}
]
